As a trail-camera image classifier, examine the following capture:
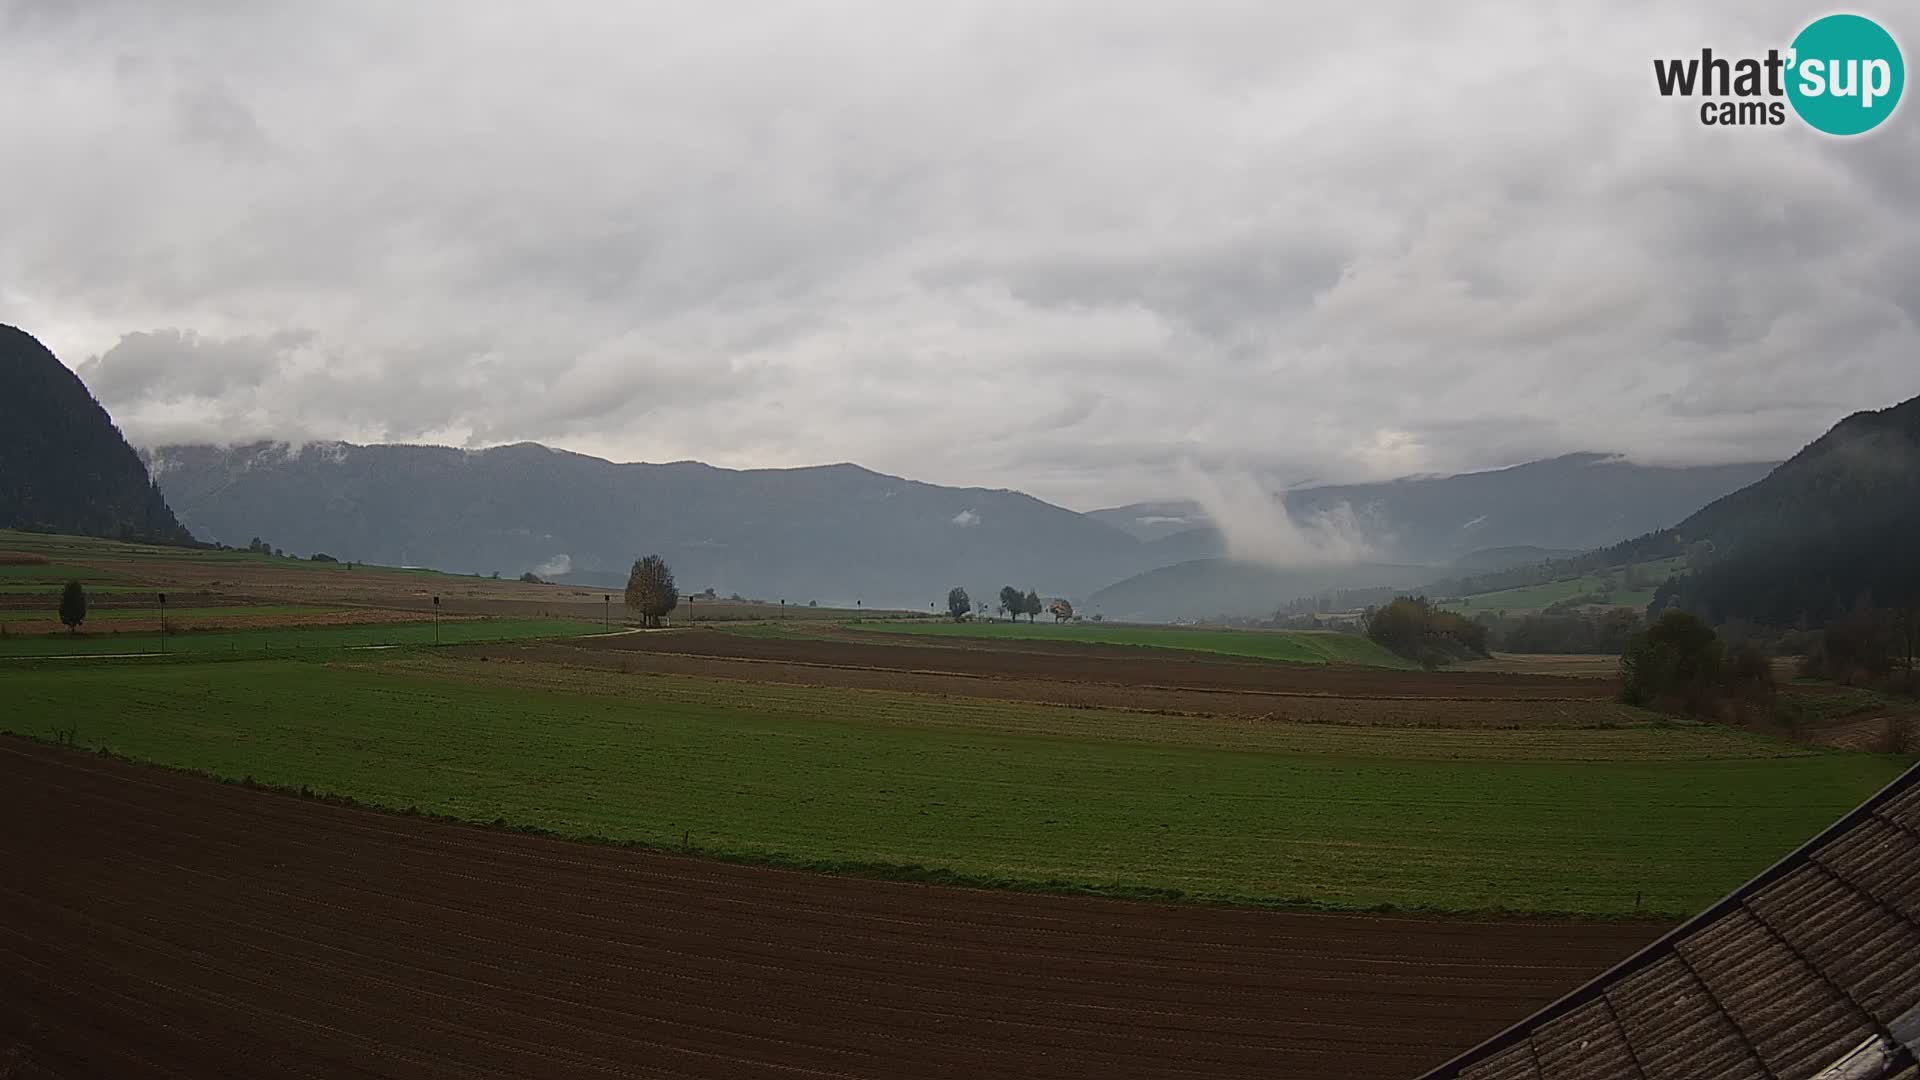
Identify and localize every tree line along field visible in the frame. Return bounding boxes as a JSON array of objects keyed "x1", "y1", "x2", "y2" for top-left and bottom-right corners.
[
  {"x1": 851, "y1": 619, "x2": 1418, "y2": 668},
  {"x1": 5, "y1": 653, "x2": 1905, "y2": 917}
]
